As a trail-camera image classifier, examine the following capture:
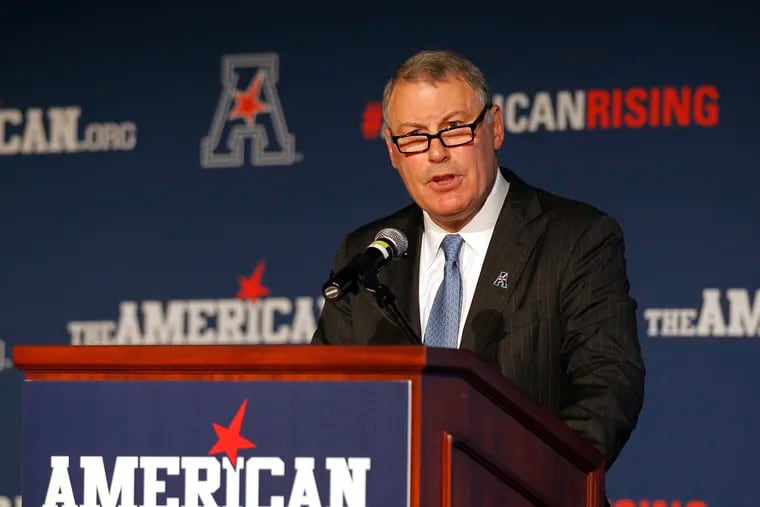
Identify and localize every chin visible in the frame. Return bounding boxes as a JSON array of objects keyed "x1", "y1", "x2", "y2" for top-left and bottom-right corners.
[
  {"x1": 431, "y1": 207, "x2": 470, "y2": 224},
  {"x1": 435, "y1": 198, "x2": 470, "y2": 215}
]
